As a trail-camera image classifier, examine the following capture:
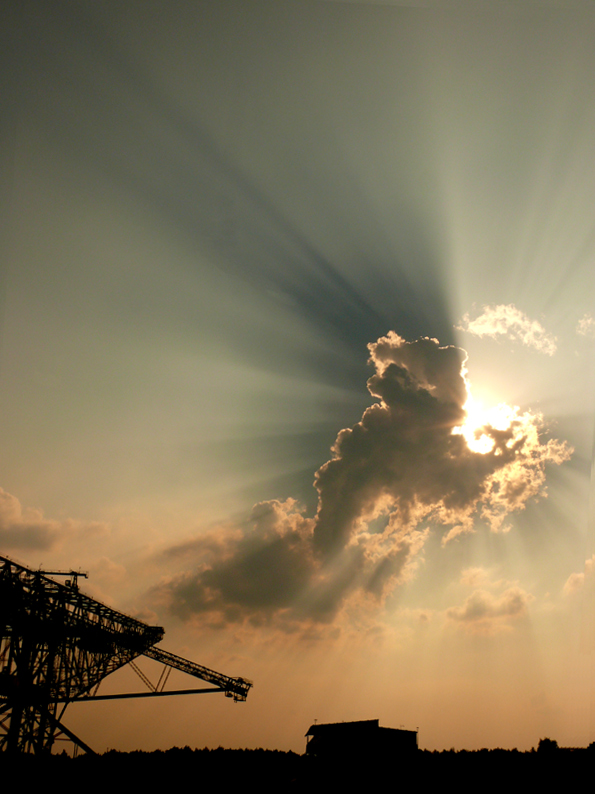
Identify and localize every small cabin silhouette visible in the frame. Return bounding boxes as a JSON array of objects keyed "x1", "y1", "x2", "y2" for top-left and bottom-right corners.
[{"x1": 305, "y1": 719, "x2": 418, "y2": 760}]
